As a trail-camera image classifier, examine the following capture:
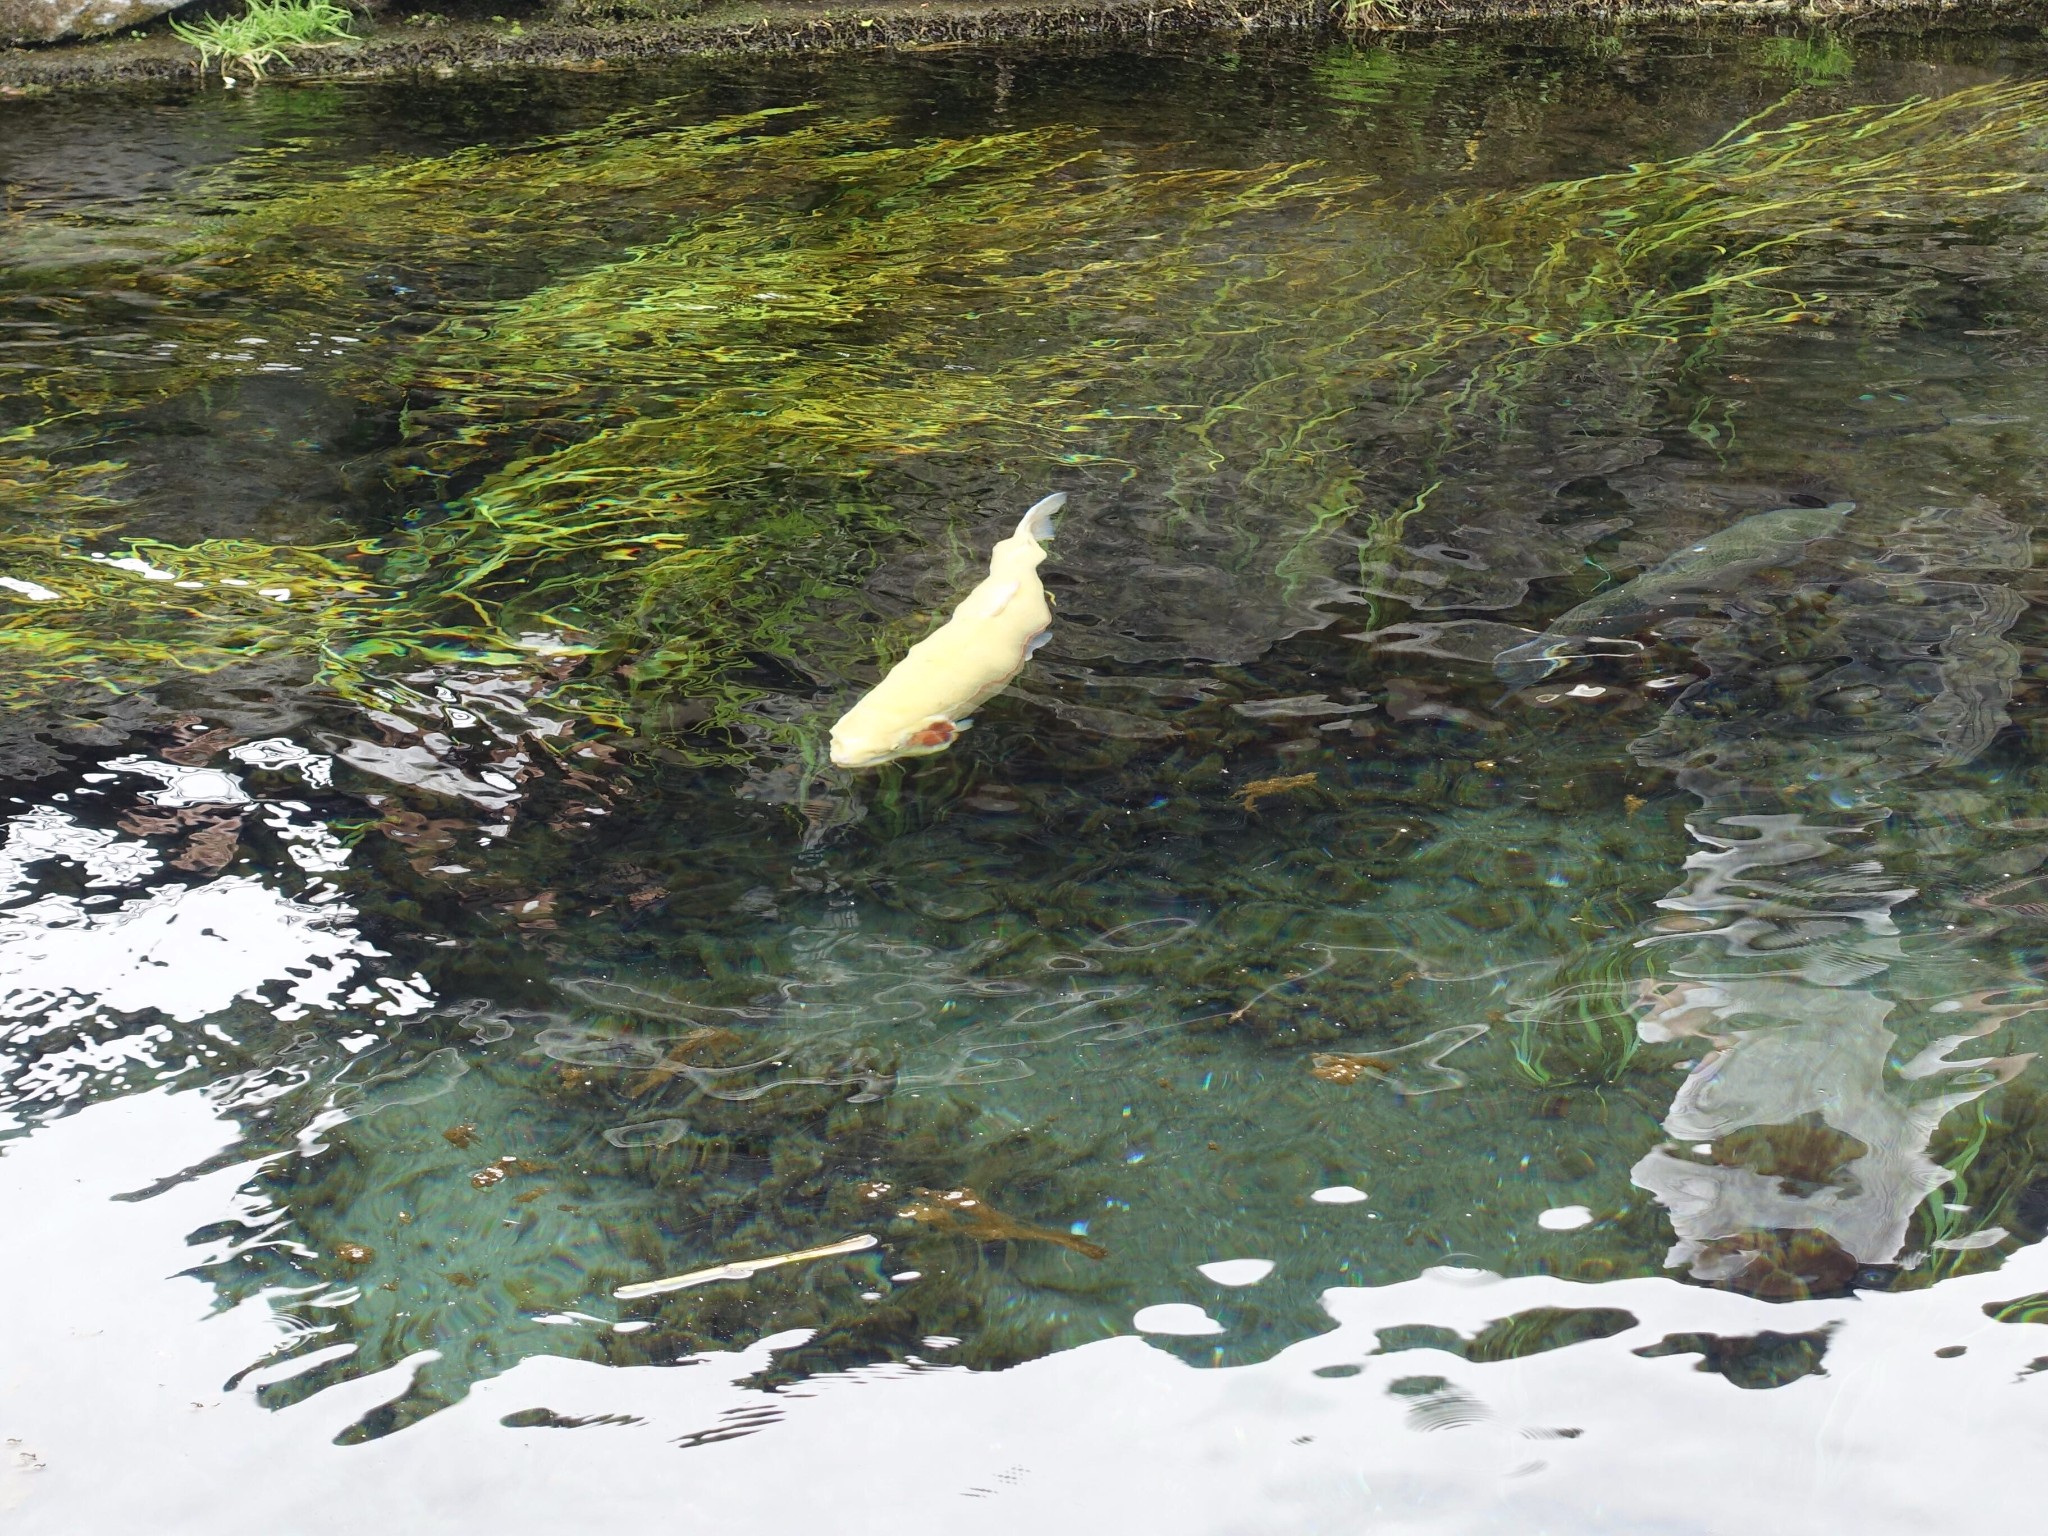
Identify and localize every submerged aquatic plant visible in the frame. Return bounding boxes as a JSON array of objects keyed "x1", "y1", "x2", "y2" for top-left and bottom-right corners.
[
  {"x1": 1507, "y1": 942, "x2": 1646, "y2": 1088},
  {"x1": 170, "y1": 0, "x2": 354, "y2": 84},
  {"x1": 1146, "y1": 81, "x2": 2048, "y2": 558},
  {"x1": 0, "y1": 427, "x2": 379, "y2": 715},
  {"x1": 10, "y1": 81, "x2": 2048, "y2": 758},
  {"x1": 164, "y1": 110, "x2": 1363, "y2": 744}
]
